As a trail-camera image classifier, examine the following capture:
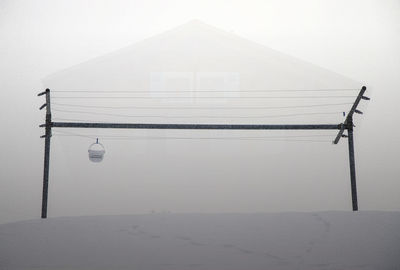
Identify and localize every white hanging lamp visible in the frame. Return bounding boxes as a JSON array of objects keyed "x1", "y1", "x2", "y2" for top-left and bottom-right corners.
[{"x1": 88, "y1": 138, "x2": 105, "y2": 163}]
